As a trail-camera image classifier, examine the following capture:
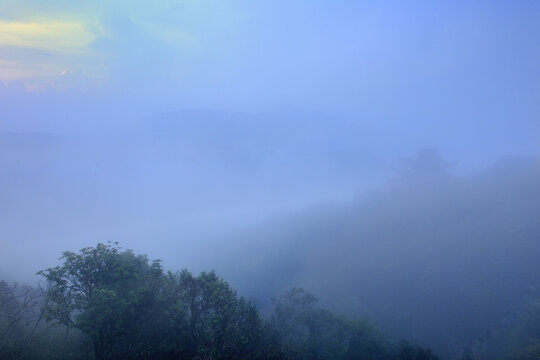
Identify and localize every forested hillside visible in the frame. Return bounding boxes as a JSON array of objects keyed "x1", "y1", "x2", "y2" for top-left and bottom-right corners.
[
  {"x1": 3, "y1": 239, "x2": 540, "y2": 359},
  {"x1": 214, "y1": 155, "x2": 540, "y2": 359},
  {"x1": 1, "y1": 243, "x2": 440, "y2": 360}
]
